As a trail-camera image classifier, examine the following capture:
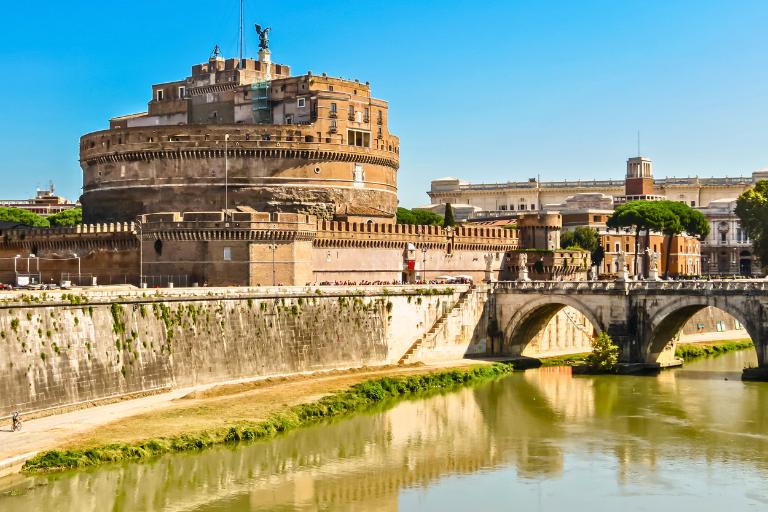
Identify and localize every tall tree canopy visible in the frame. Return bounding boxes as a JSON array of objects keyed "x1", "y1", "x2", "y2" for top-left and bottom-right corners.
[
  {"x1": 736, "y1": 181, "x2": 768, "y2": 268},
  {"x1": 48, "y1": 208, "x2": 82, "y2": 227},
  {"x1": 607, "y1": 200, "x2": 709, "y2": 278},
  {"x1": 561, "y1": 226, "x2": 603, "y2": 268},
  {"x1": 396, "y1": 207, "x2": 444, "y2": 226},
  {"x1": 0, "y1": 207, "x2": 49, "y2": 227}
]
